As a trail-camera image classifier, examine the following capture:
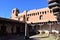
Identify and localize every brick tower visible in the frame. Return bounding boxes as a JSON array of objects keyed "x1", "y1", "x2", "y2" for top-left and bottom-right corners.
[{"x1": 11, "y1": 8, "x2": 20, "y2": 20}]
